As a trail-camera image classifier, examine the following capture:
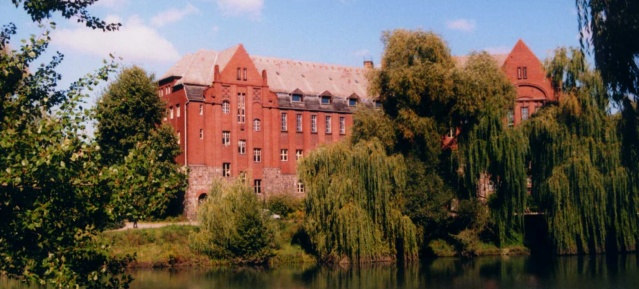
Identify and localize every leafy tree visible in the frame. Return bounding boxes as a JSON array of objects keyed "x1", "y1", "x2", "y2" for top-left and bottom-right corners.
[
  {"x1": 190, "y1": 180, "x2": 275, "y2": 264},
  {"x1": 299, "y1": 140, "x2": 418, "y2": 263},
  {"x1": 95, "y1": 66, "x2": 187, "y2": 221},
  {"x1": 368, "y1": 29, "x2": 456, "y2": 244},
  {"x1": 0, "y1": 1, "x2": 131, "y2": 287},
  {"x1": 95, "y1": 66, "x2": 165, "y2": 166},
  {"x1": 527, "y1": 47, "x2": 638, "y2": 254},
  {"x1": 452, "y1": 52, "x2": 527, "y2": 246},
  {"x1": 108, "y1": 125, "x2": 187, "y2": 225}
]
